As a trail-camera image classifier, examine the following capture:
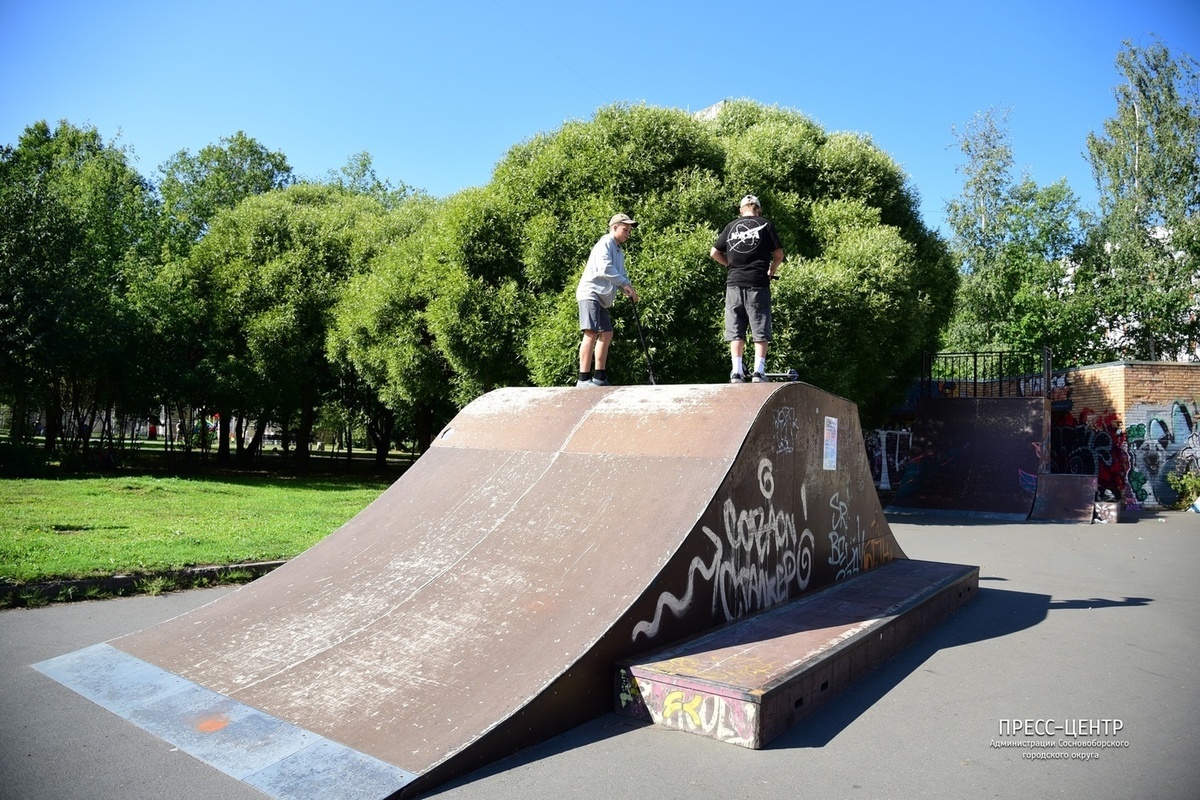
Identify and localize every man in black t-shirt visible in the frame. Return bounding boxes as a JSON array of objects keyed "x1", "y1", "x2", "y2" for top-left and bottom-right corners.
[{"x1": 710, "y1": 194, "x2": 785, "y2": 383}]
